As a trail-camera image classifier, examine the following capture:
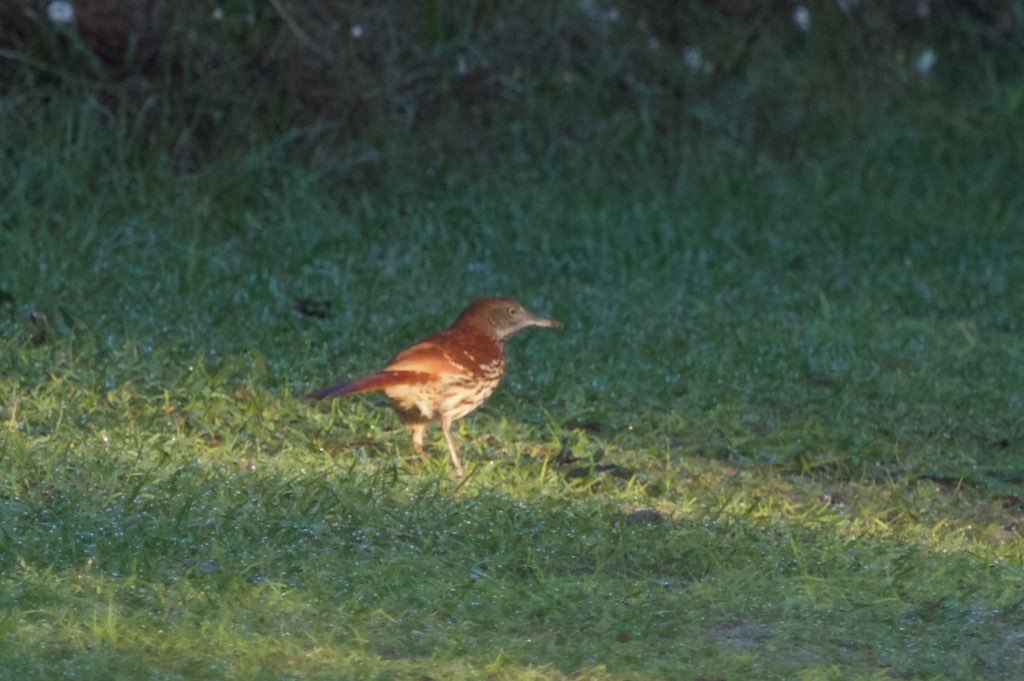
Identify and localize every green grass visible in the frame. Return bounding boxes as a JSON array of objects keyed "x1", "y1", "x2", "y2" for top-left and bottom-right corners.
[{"x1": 3, "y1": 53, "x2": 1024, "y2": 680}]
